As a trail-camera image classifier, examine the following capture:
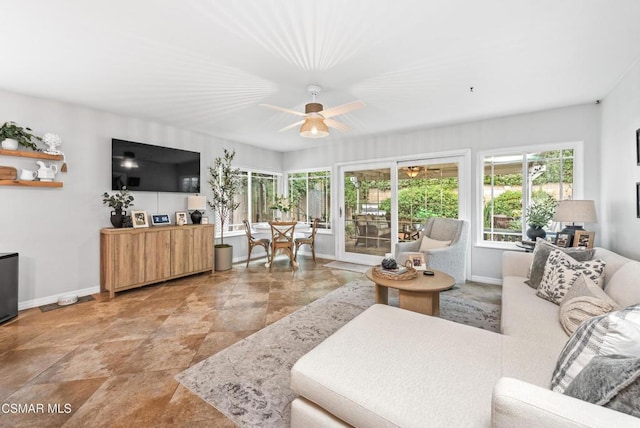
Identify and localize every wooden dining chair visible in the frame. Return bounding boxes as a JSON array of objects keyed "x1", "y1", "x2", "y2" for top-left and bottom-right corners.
[
  {"x1": 295, "y1": 218, "x2": 320, "y2": 263},
  {"x1": 268, "y1": 221, "x2": 297, "y2": 270},
  {"x1": 242, "y1": 220, "x2": 270, "y2": 267}
]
